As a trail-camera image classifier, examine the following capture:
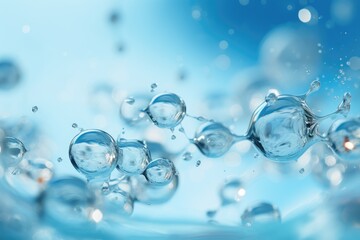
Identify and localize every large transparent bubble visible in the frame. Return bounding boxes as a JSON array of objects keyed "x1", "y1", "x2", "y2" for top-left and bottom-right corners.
[{"x1": 0, "y1": 60, "x2": 21, "y2": 90}]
